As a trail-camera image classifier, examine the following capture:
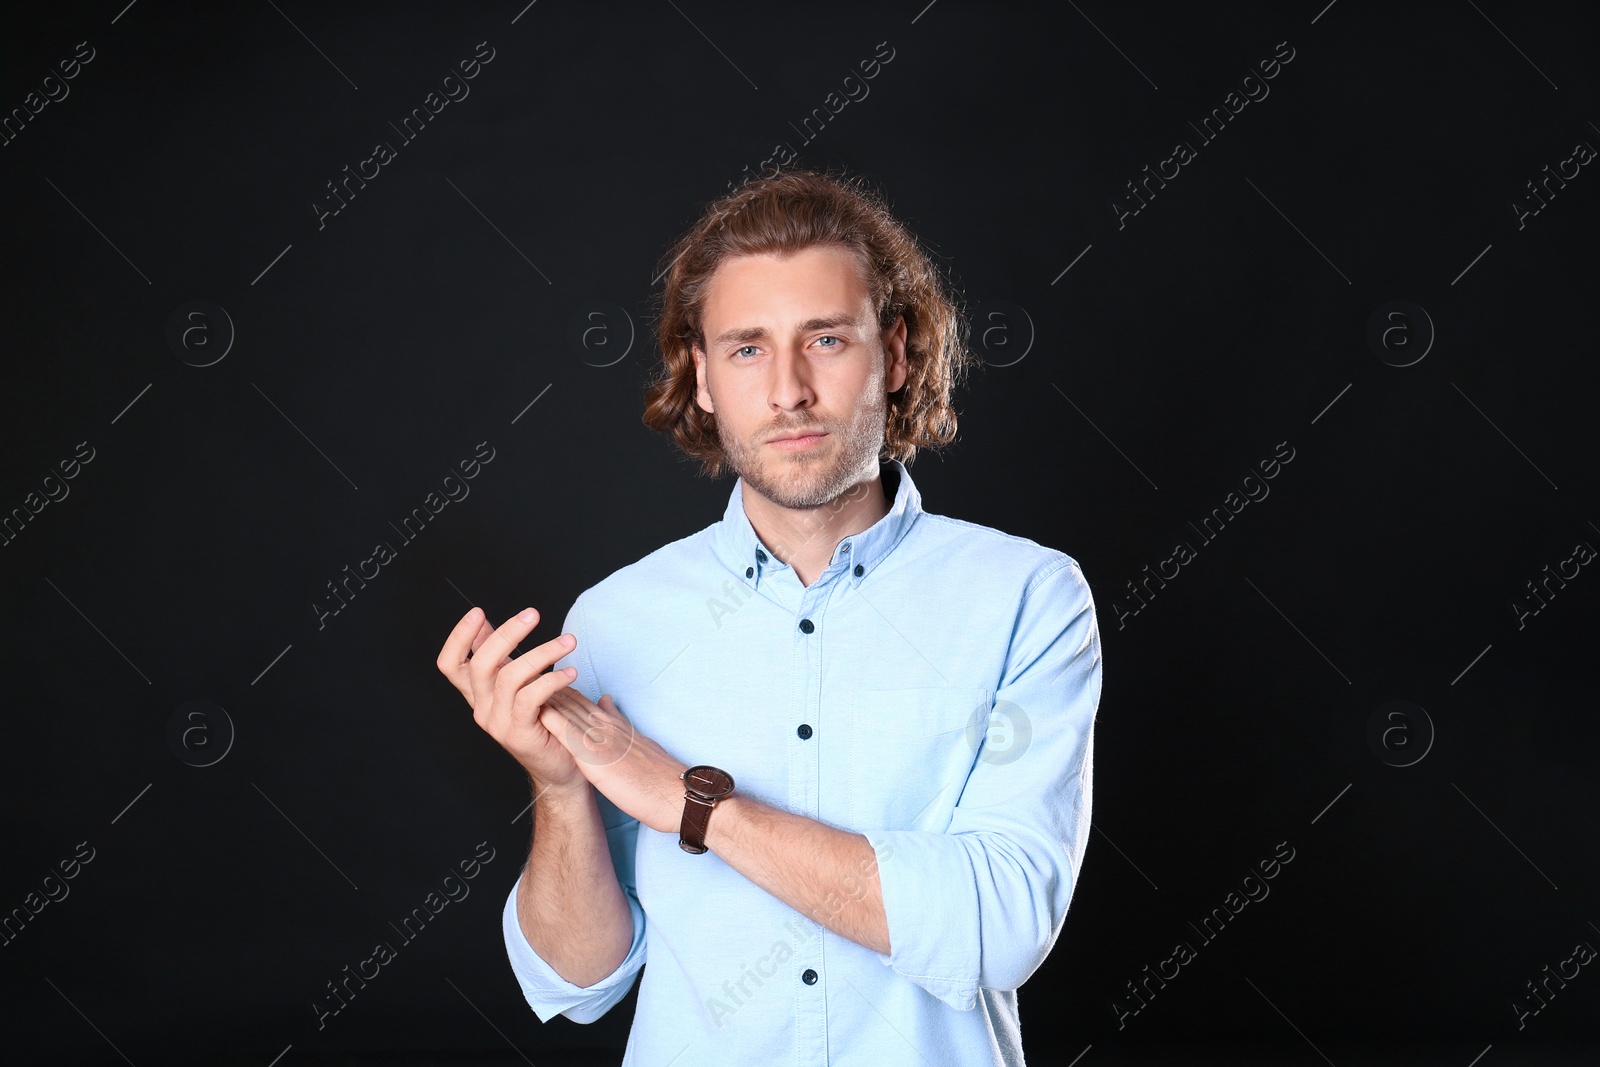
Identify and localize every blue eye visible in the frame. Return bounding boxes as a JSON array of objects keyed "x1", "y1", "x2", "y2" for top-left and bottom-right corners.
[
  {"x1": 816, "y1": 336, "x2": 838, "y2": 348},
  {"x1": 735, "y1": 346, "x2": 758, "y2": 358}
]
